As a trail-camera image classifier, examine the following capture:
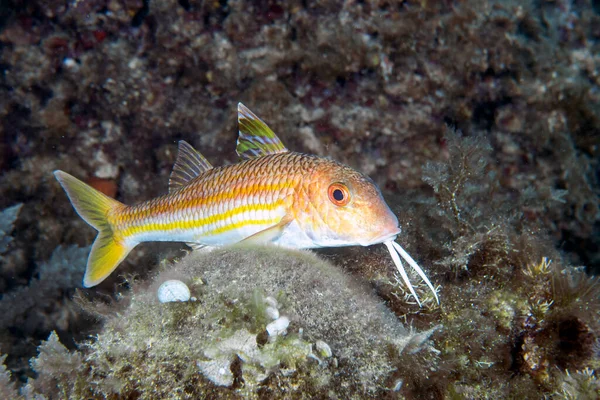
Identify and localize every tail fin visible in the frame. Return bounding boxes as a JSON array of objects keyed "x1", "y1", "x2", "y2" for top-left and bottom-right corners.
[{"x1": 54, "y1": 170, "x2": 134, "y2": 287}]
